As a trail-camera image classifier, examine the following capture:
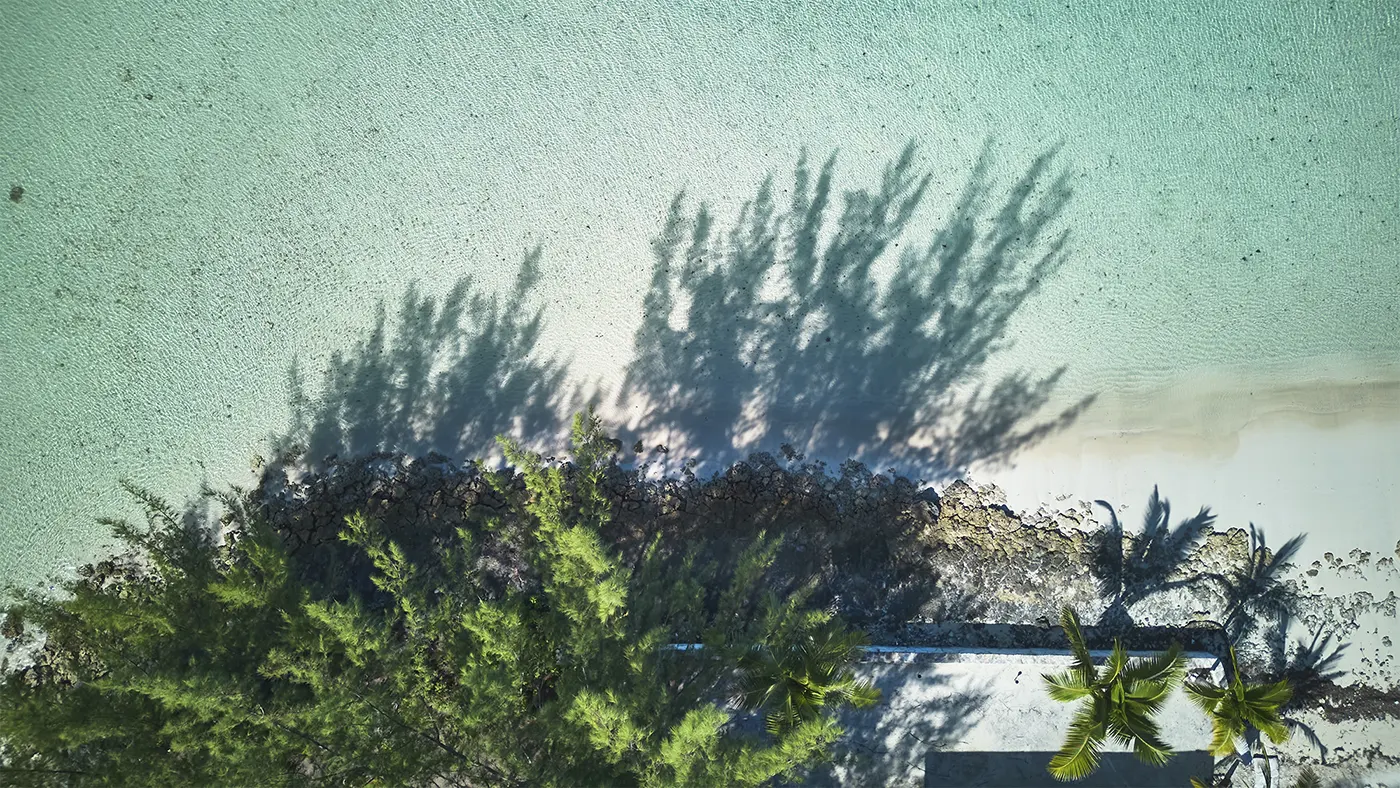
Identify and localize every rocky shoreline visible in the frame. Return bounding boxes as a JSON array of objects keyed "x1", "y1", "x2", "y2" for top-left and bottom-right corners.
[{"x1": 250, "y1": 447, "x2": 1391, "y2": 682}]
